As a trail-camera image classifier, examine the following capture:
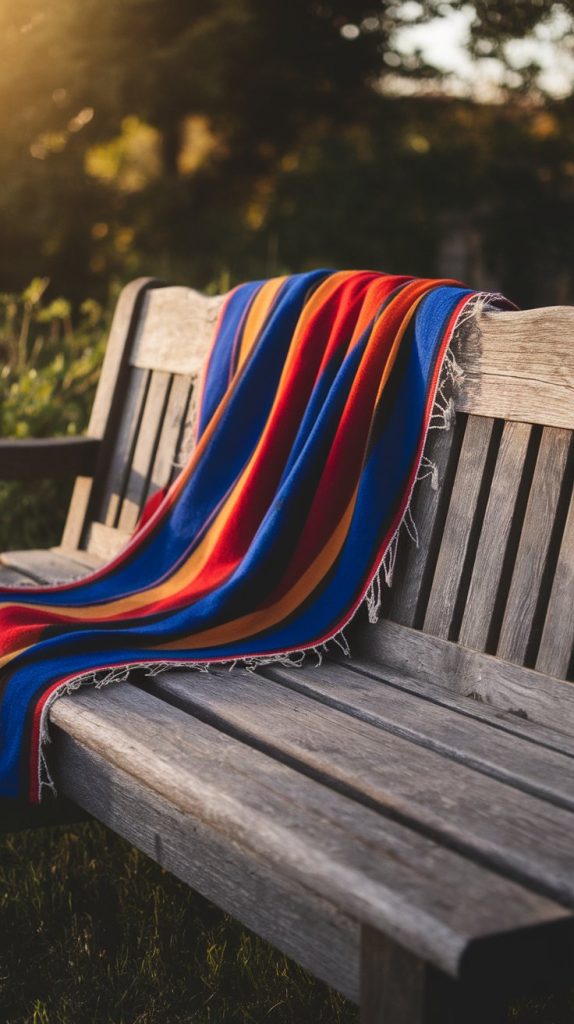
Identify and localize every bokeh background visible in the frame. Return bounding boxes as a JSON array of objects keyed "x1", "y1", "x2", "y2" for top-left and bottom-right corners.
[
  {"x1": 1, "y1": 0, "x2": 572, "y2": 552},
  {"x1": 1, "y1": 5, "x2": 574, "y2": 1022},
  {"x1": 1, "y1": 0, "x2": 573, "y2": 309}
]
